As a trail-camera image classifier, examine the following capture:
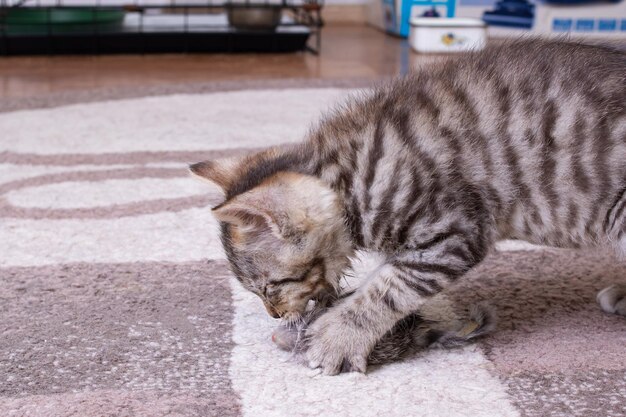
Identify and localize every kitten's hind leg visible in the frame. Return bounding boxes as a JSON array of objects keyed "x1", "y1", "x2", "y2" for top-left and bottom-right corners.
[
  {"x1": 597, "y1": 284, "x2": 626, "y2": 317},
  {"x1": 599, "y1": 195, "x2": 625, "y2": 316}
]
